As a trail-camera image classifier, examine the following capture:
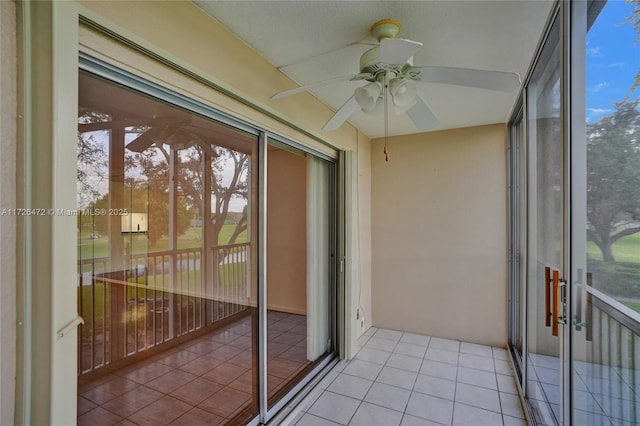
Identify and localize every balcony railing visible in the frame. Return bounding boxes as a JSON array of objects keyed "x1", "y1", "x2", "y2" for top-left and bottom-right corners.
[
  {"x1": 77, "y1": 243, "x2": 251, "y2": 376},
  {"x1": 575, "y1": 281, "x2": 639, "y2": 423}
]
